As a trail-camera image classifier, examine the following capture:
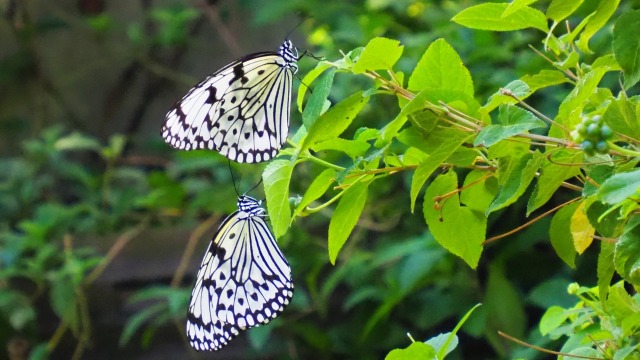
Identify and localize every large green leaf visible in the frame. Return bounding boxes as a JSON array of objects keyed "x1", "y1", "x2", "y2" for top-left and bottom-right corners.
[
  {"x1": 613, "y1": 10, "x2": 640, "y2": 89},
  {"x1": 484, "y1": 264, "x2": 526, "y2": 340},
  {"x1": 577, "y1": 0, "x2": 621, "y2": 53},
  {"x1": 297, "y1": 62, "x2": 332, "y2": 112},
  {"x1": 487, "y1": 151, "x2": 544, "y2": 215},
  {"x1": 598, "y1": 168, "x2": 640, "y2": 204},
  {"x1": 408, "y1": 38, "x2": 473, "y2": 96},
  {"x1": 474, "y1": 105, "x2": 546, "y2": 148},
  {"x1": 614, "y1": 217, "x2": 640, "y2": 286},
  {"x1": 551, "y1": 68, "x2": 609, "y2": 138},
  {"x1": 423, "y1": 171, "x2": 485, "y2": 268},
  {"x1": 385, "y1": 342, "x2": 436, "y2": 360},
  {"x1": 546, "y1": 0, "x2": 584, "y2": 23},
  {"x1": 452, "y1": 3, "x2": 548, "y2": 32},
  {"x1": 598, "y1": 241, "x2": 616, "y2": 305},
  {"x1": 527, "y1": 149, "x2": 583, "y2": 215},
  {"x1": 549, "y1": 201, "x2": 580, "y2": 268},
  {"x1": 410, "y1": 134, "x2": 473, "y2": 212},
  {"x1": 293, "y1": 168, "x2": 336, "y2": 219},
  {"x1": 263, "y1": 160, "x2": 294, "y2": 239},
  {"x1": 328, "y1": 180, "x2": 370, "y2": 264},
  {"x1": 503, "y1": 0, "x2": 538, "y2": 17},
  {"x1": 302, "y1": 67, "x2": 336, "y2": 128},
  {"x1": 352, "y1": 37, "x2": 404, "y2": 74},
  {"x1": 301, "y1": 91, "x2": 369, "y2": 152},
  {"x1": 602, "y1": 97, "x2": 640, "y2": 141}
]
